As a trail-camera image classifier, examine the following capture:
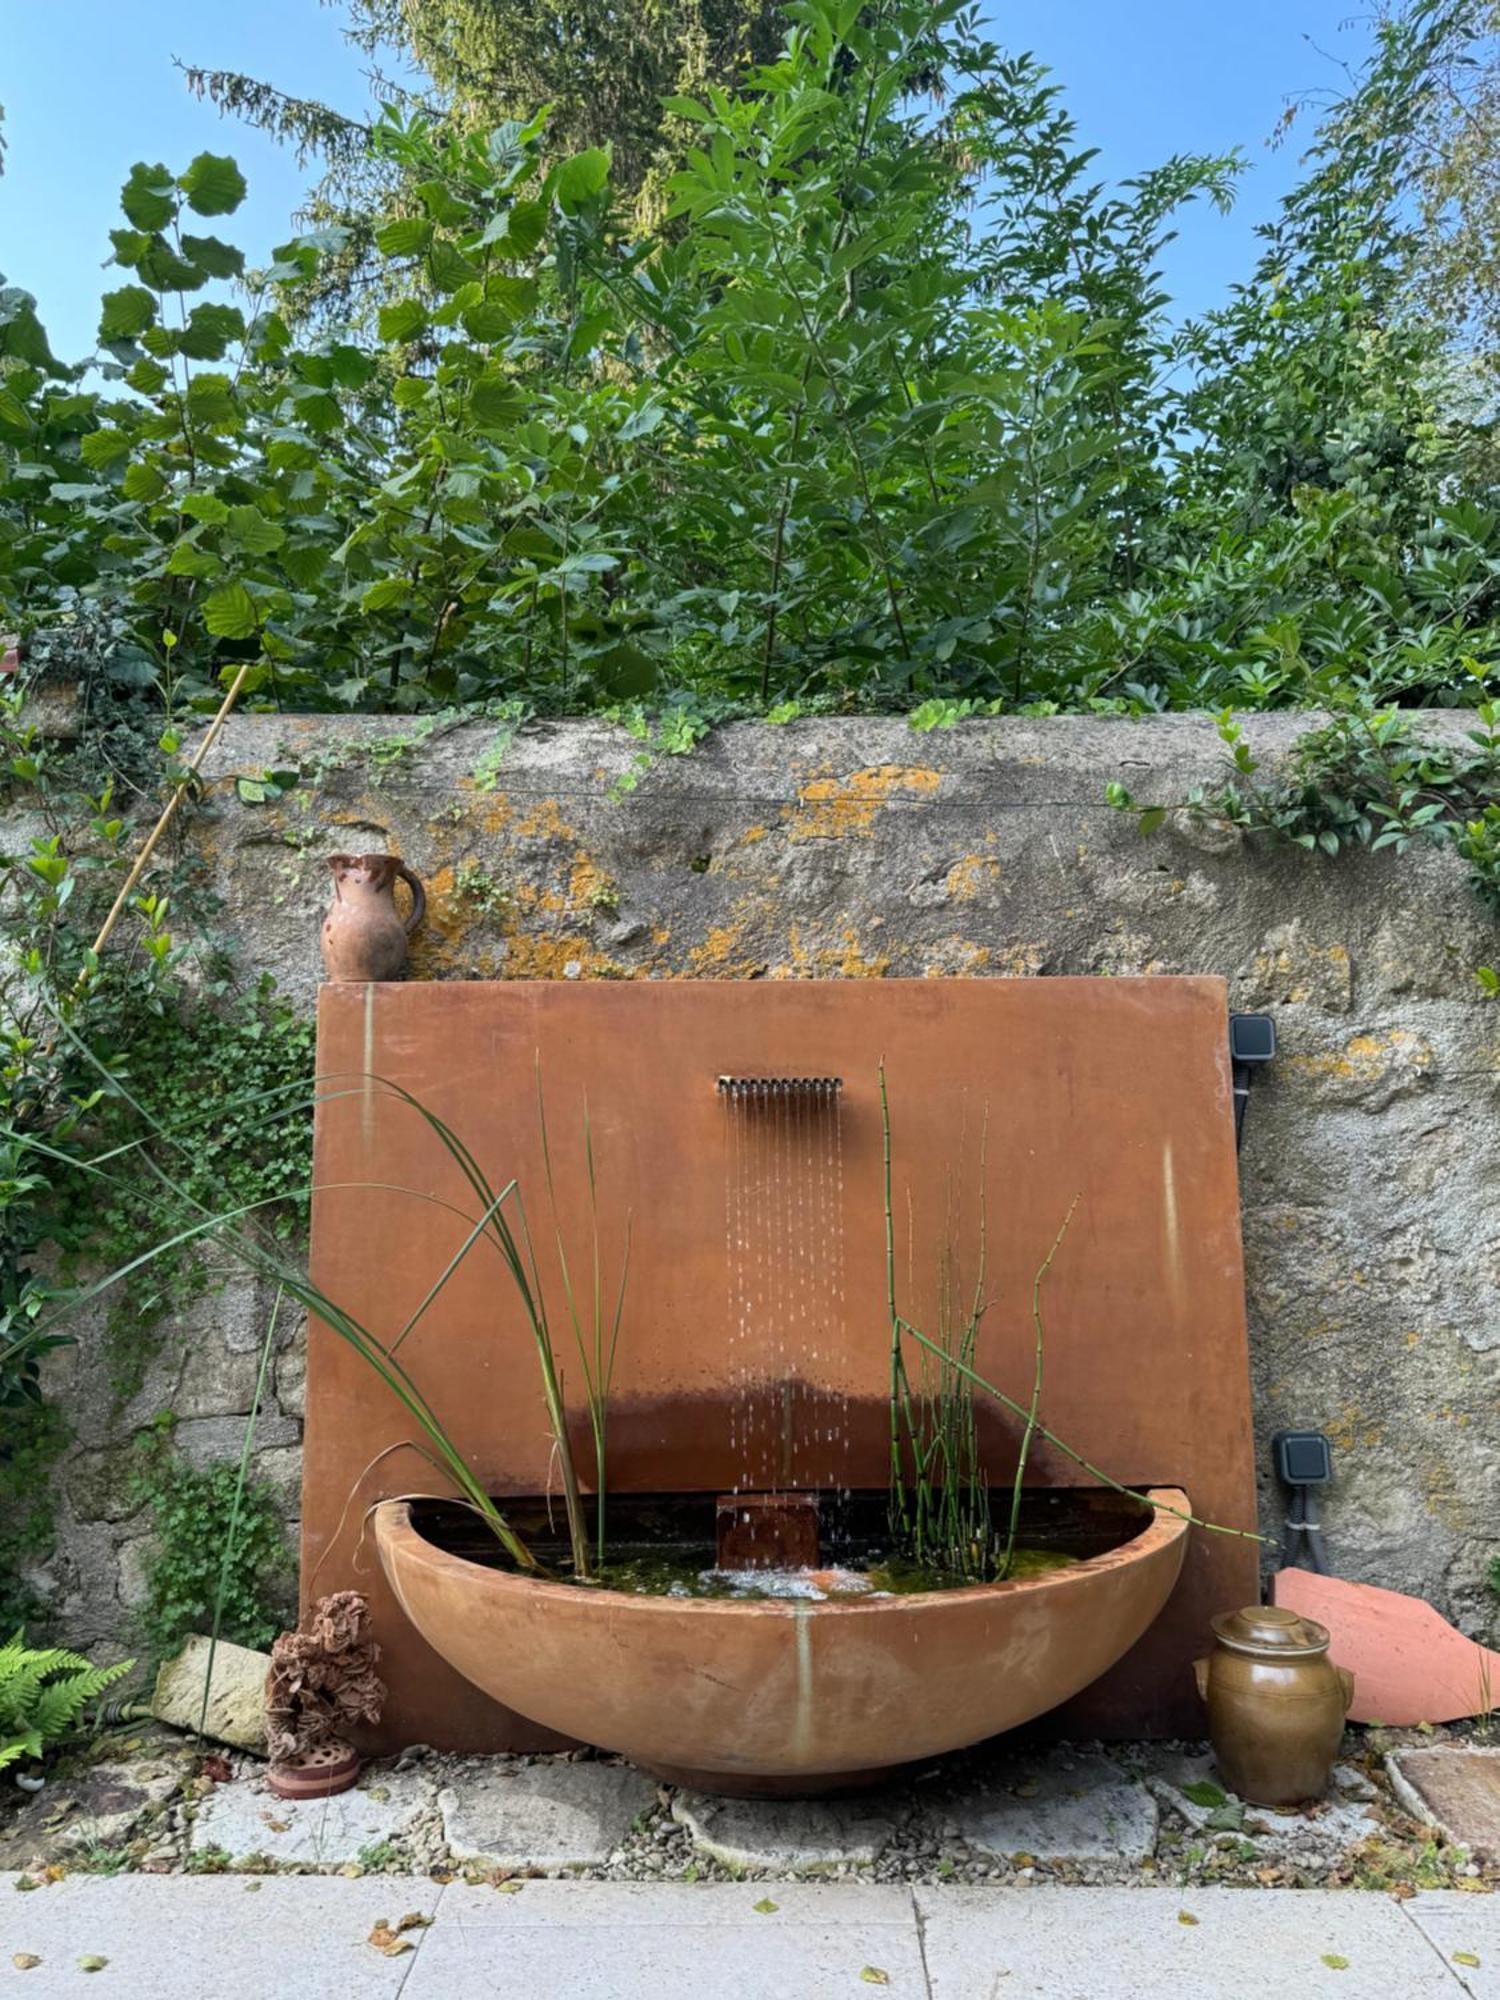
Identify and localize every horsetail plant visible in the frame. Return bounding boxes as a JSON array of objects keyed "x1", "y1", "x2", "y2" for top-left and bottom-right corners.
[{"x1": 535, "y1": 1059, "x2": 631, "y2": 1570}]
